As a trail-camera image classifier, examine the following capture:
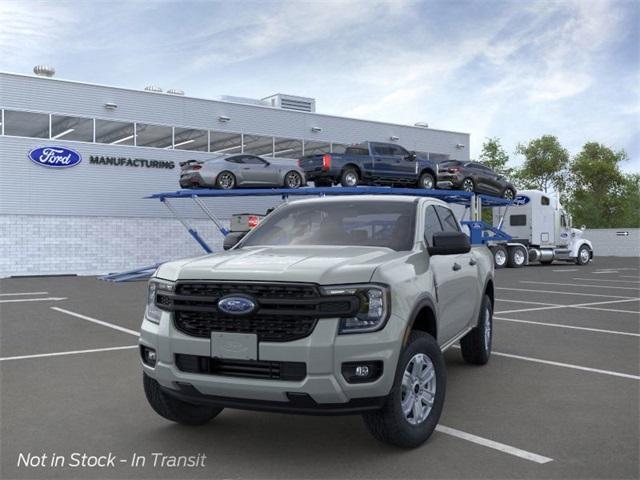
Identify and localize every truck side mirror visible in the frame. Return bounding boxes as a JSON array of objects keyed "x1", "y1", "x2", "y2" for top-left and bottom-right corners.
[
  {"x1": 407, "y1": 151, "x2": 417, "y2": 161},
  {"x1": 223, "y1": 231, "x2": 247, "y2": 250},
  {"x1": 427, "y1": 231, "x2": 471, "y2": 256}
]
